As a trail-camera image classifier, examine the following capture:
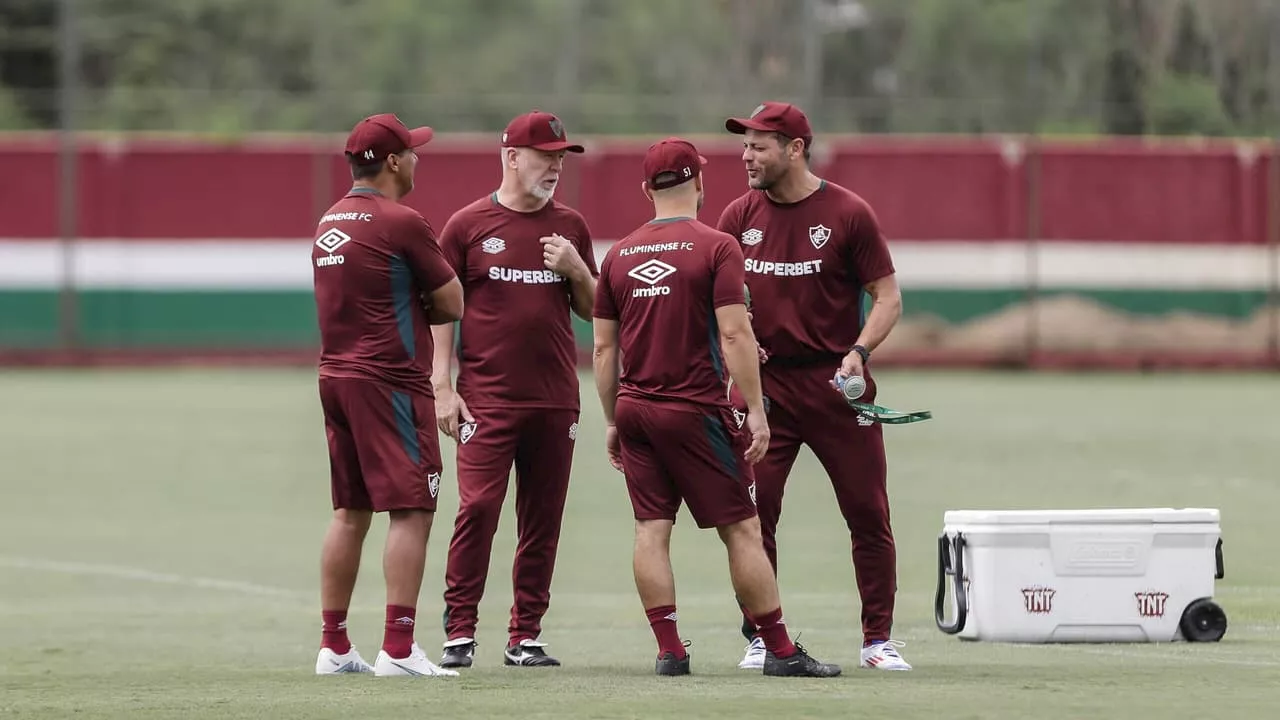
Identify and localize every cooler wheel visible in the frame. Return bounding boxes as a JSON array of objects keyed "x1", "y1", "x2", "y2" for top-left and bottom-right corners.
[{"x1": 1179, "y1": 598, "x2": 1227, "y2": 642}]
